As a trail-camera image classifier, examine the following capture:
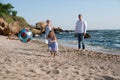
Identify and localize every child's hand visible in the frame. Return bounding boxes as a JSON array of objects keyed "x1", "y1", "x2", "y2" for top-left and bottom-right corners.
[{"x1": 50, "y1": 40, "x2": 55, "y2": 43}]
